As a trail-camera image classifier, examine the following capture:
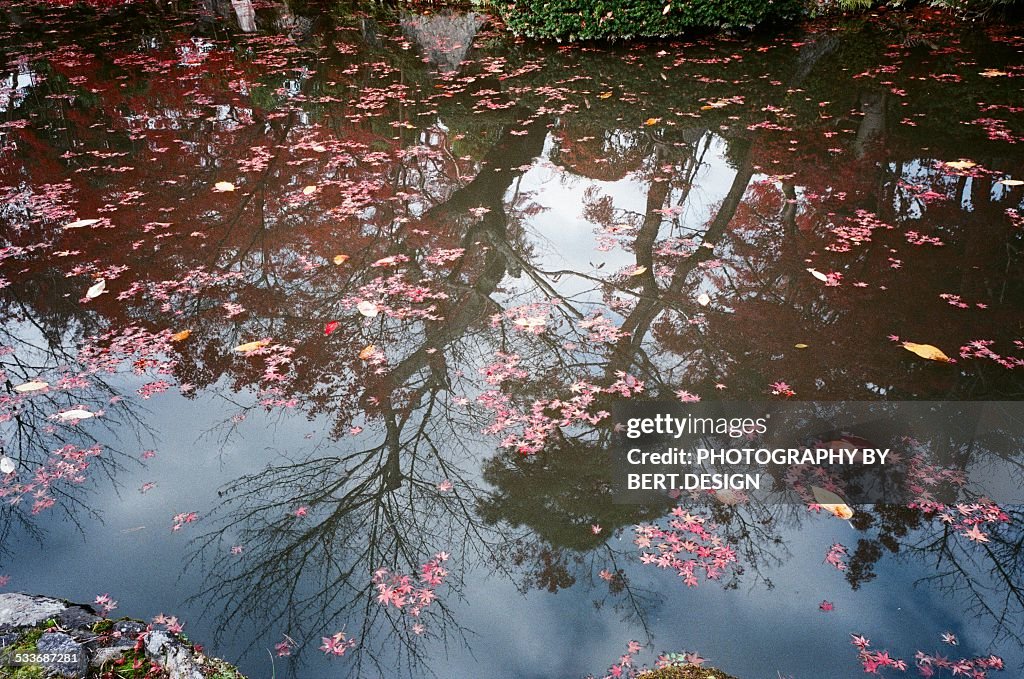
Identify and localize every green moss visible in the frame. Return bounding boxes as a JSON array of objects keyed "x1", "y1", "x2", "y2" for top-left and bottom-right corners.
[
  {"x1": 91, "y1": 618, "x2": 115, "y2": 634},
  {"x1": 3, "y1": 663, "x2": 46, "y2": 678},
  {"x1": 3, "y1": 628, "x2": 46, "y2": 679},
  {"x1": 206, "y1": 657, "x2": 248, "y2": 679}
]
